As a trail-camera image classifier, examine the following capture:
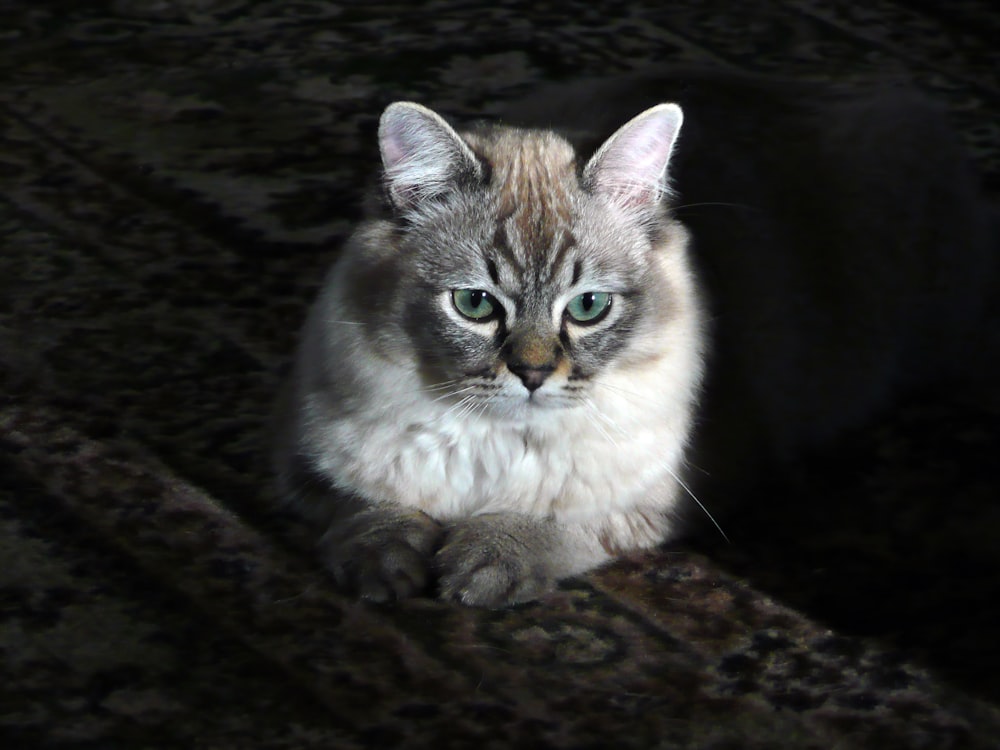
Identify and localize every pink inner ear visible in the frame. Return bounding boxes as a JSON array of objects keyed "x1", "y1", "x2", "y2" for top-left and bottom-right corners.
[
  {"x1": 379, "y1": 106, "x2": 429, "y2": 174},
  {"x1": 378, "y1": 102, "x2": 480, "y2": 209},
  {"x1": 379, "y1": 122, "x2": 409, "y2": 171},
  {"x1": 589, "y1": 104, "x2": 683, "y2": 209}
]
